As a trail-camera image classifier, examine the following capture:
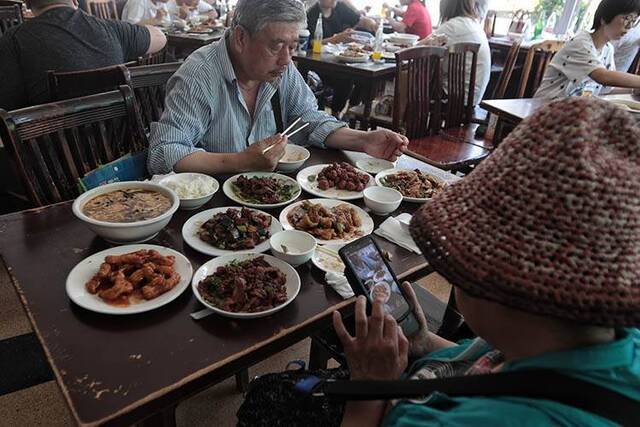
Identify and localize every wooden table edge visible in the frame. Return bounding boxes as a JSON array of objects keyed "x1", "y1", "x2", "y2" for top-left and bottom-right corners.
[{"x1": 479, "y1": 99, "x2": 527, "y2": 124}]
